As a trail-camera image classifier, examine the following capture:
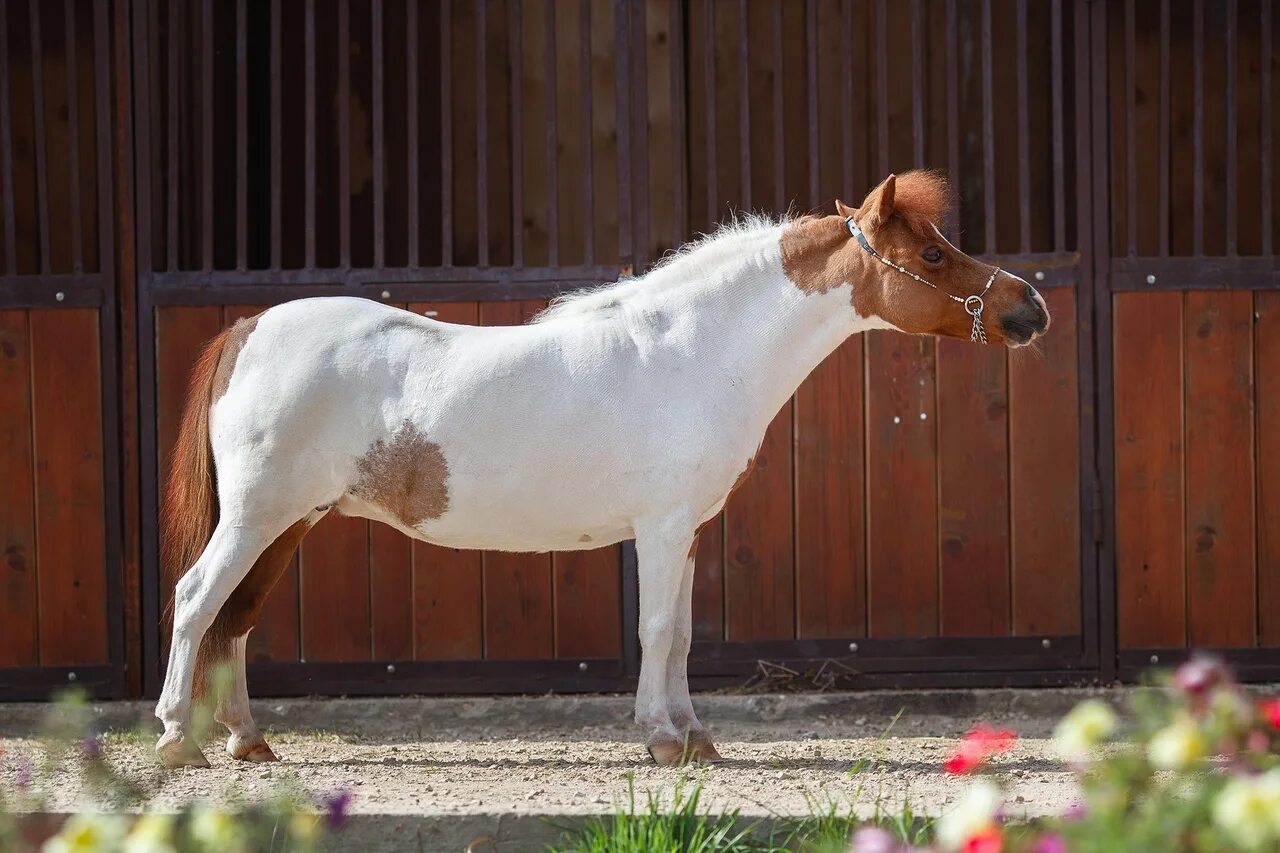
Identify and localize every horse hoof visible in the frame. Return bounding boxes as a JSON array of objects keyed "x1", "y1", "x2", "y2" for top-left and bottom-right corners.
[
  {"x1": 228, "y1": 735, "x2": 280, "y2": 763},
  {"x1": 646, "y1": 731, "x2": 723, "y2": 766},
  {"x1": 156, "y1": 733, "x2": 211, "y2": 769},
  {"x1": 685, "y1": 730, "x2": 724, "y2": 764}
]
